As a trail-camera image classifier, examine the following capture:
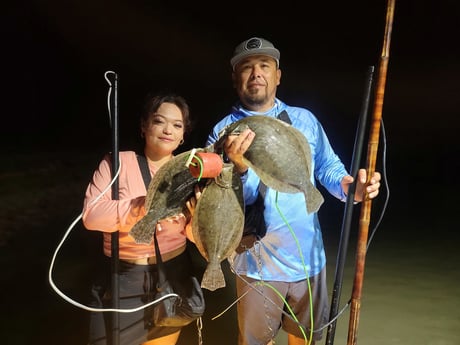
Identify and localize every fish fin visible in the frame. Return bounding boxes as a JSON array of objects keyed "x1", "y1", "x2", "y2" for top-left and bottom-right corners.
[
  {"x1": 200, "y1": 261, "x2": 226, "y2": 291},
  {"x1": 305, "y1": 186, "x2": 325, "y2": 214}
]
